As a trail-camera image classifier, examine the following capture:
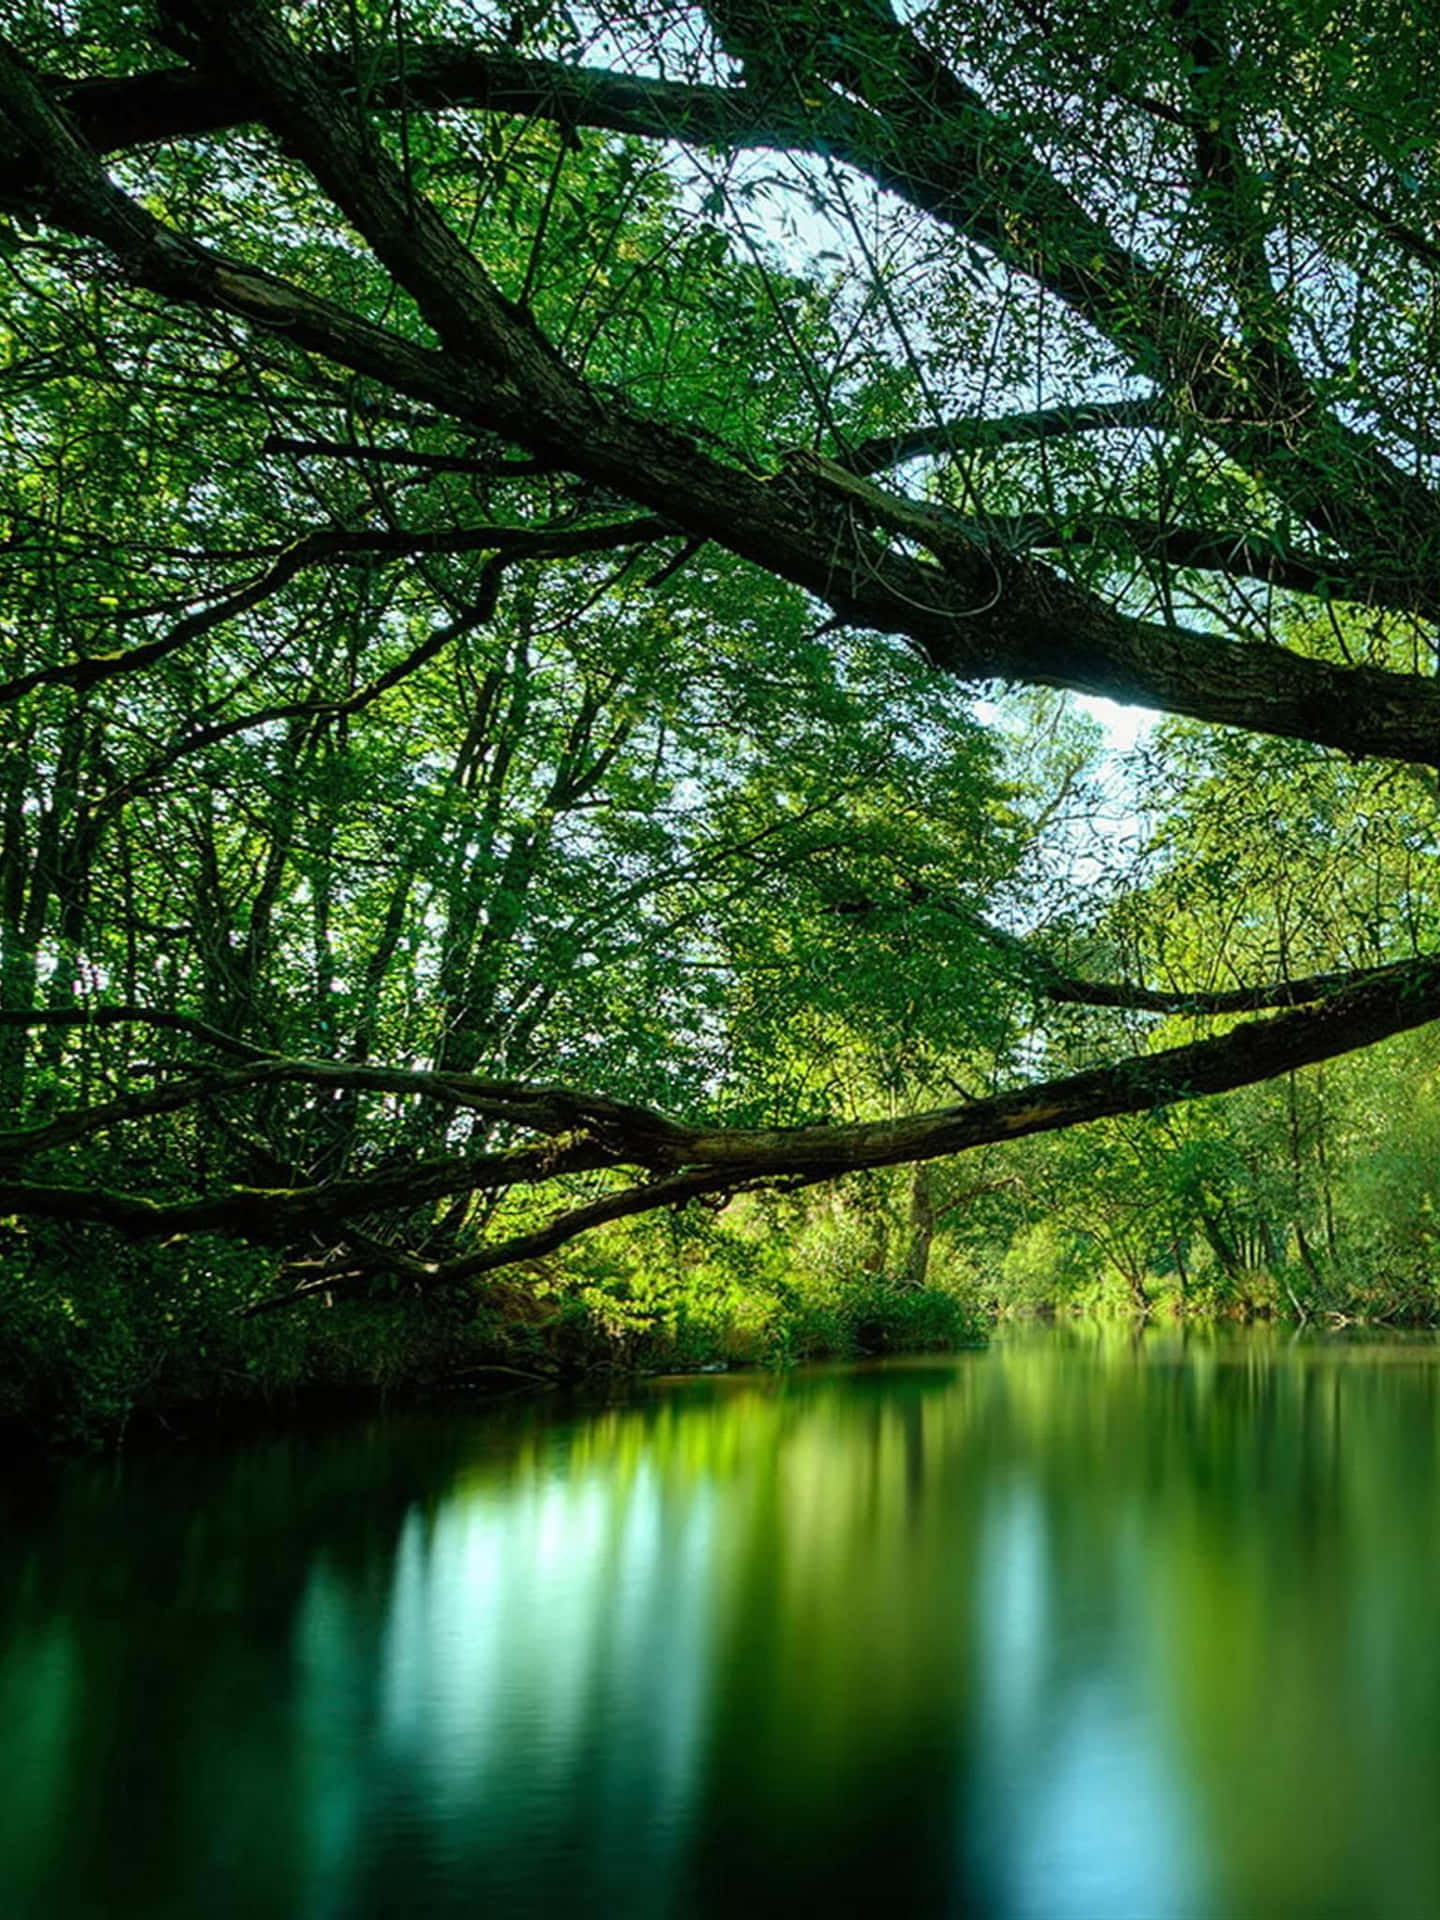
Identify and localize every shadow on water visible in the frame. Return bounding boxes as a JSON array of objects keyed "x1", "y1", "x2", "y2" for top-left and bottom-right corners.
[{"x1": 4, "y1": 1329, "x2": 1440, "y2": 1918}]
